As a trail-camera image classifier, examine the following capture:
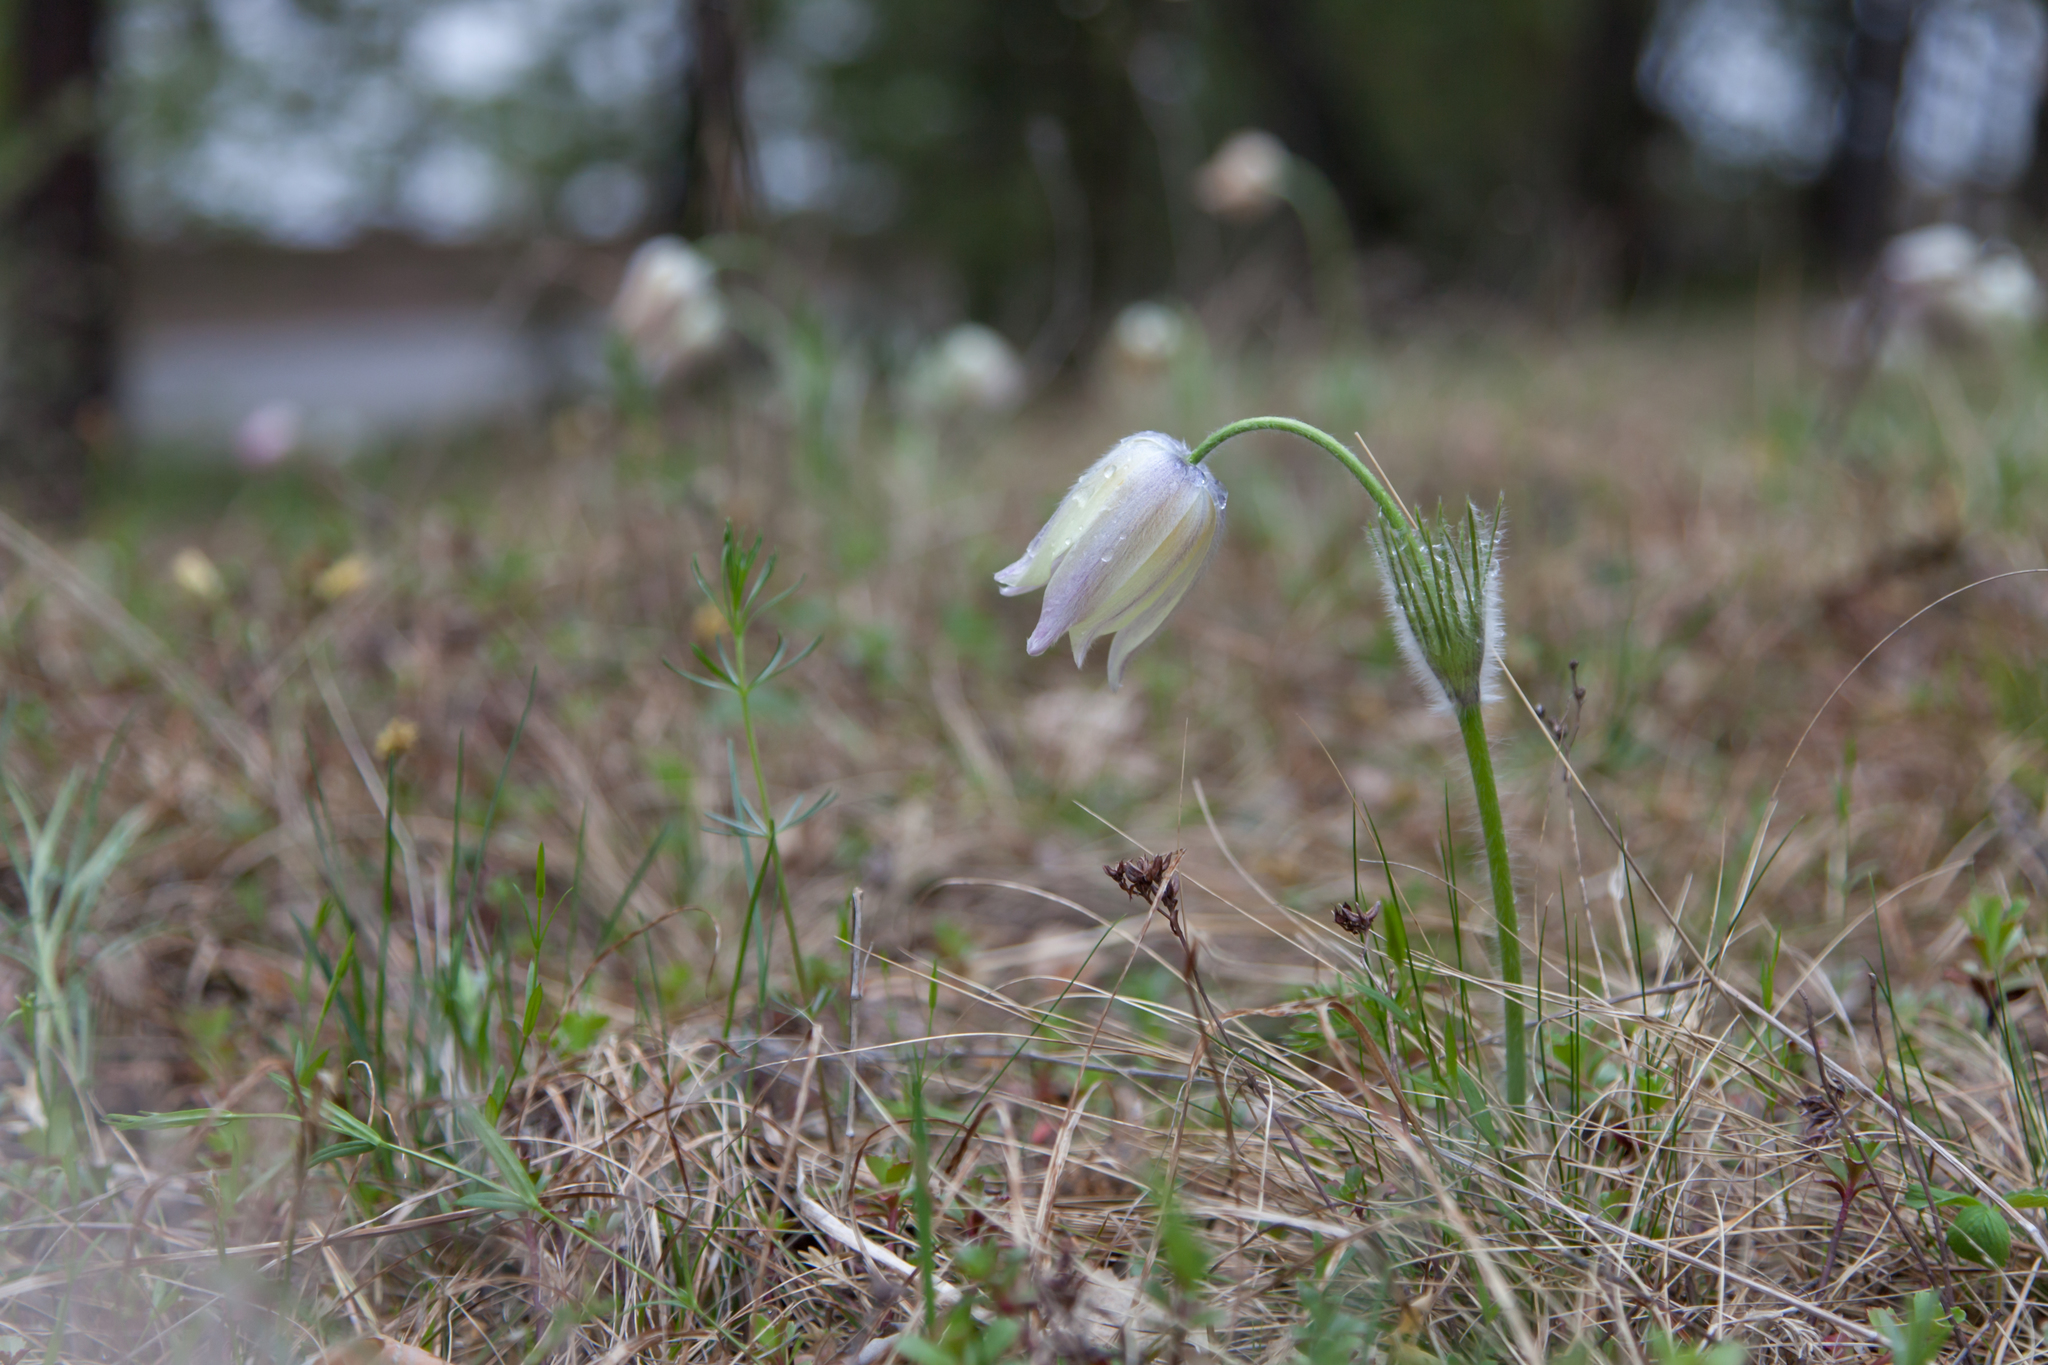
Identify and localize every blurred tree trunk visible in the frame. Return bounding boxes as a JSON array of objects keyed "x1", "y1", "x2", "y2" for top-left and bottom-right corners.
[
  {"x1": 680, "y1": 0, "x2": 754, "y2": 235},
  {"x1": 1567, "y1": 0, "x2": 1658, "y2": 294},
  {"x1": 1815, "y1": 0, "x2": 1915, "y2": 269},
  {"x1": 1220, "y1": 0, "x2": 1399, "y2": 237},
  {"x1": 1, "y1": 0, "x2": 114, "y2": 522}
]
